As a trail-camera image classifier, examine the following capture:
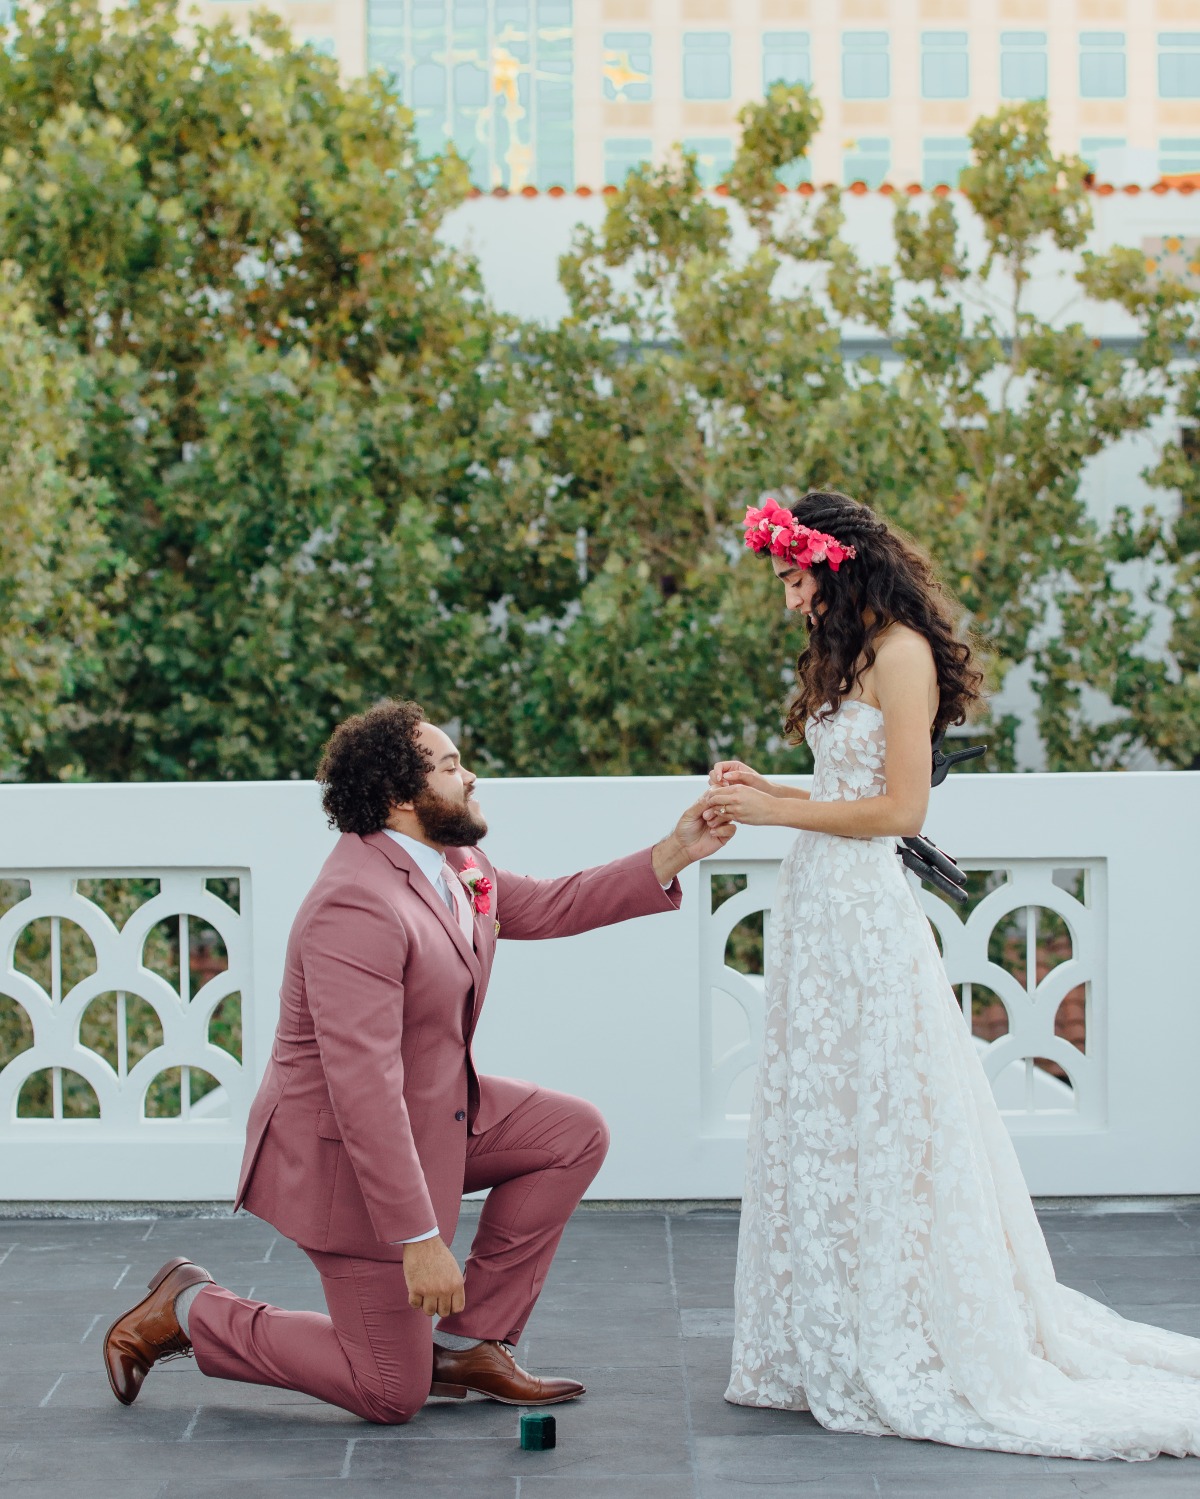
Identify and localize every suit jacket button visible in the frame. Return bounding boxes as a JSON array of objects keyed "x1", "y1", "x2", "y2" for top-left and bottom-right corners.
[{"x1": 455, "y1": 1110, "x2": 466, "y2": 1122}]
